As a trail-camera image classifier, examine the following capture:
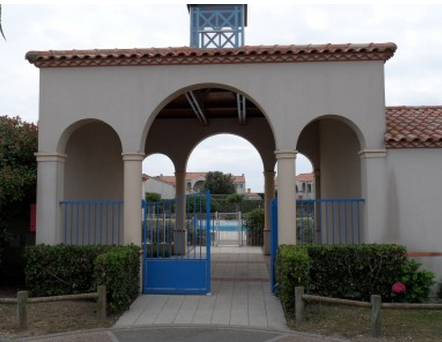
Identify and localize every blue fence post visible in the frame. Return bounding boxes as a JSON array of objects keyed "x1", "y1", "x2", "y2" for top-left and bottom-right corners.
[{"x1": 270, "y1": 198, "x2": 278, "y2": 293}]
